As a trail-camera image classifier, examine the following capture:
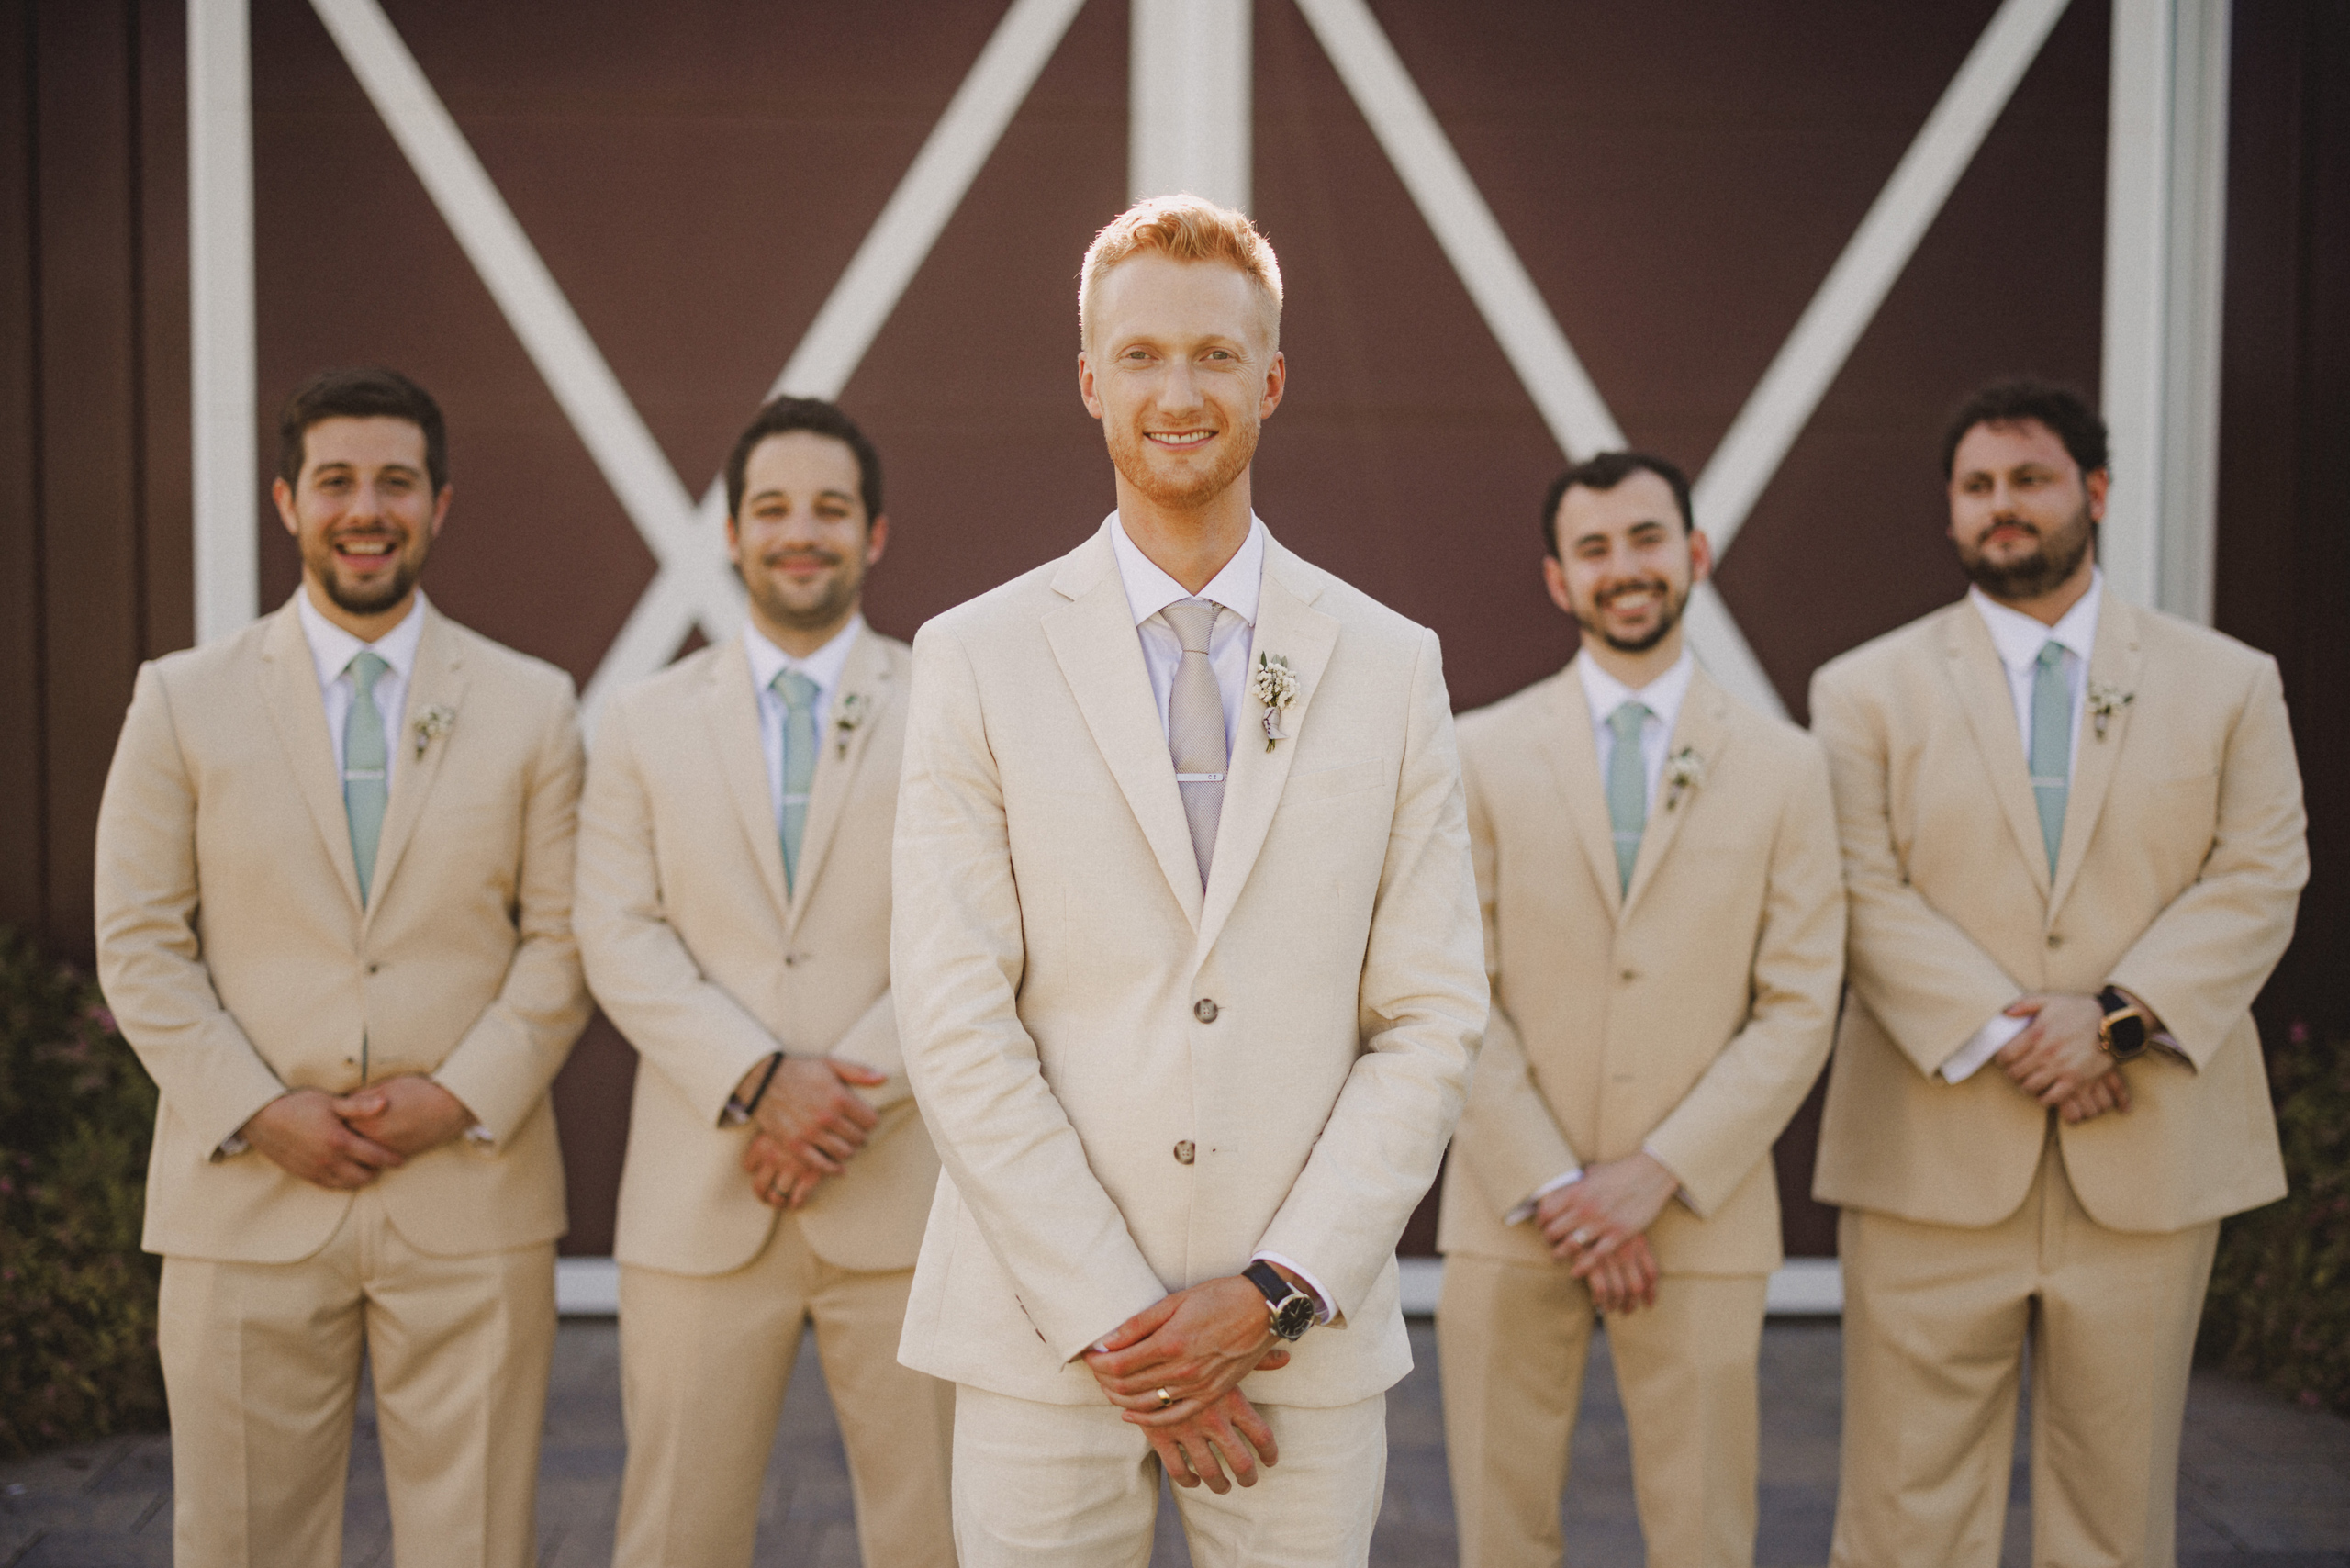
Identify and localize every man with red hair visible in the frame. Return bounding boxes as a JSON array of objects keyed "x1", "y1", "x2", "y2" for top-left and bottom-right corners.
[{"x1": 890, "y1": 196, "x2": 1487, "y2": 1565}]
